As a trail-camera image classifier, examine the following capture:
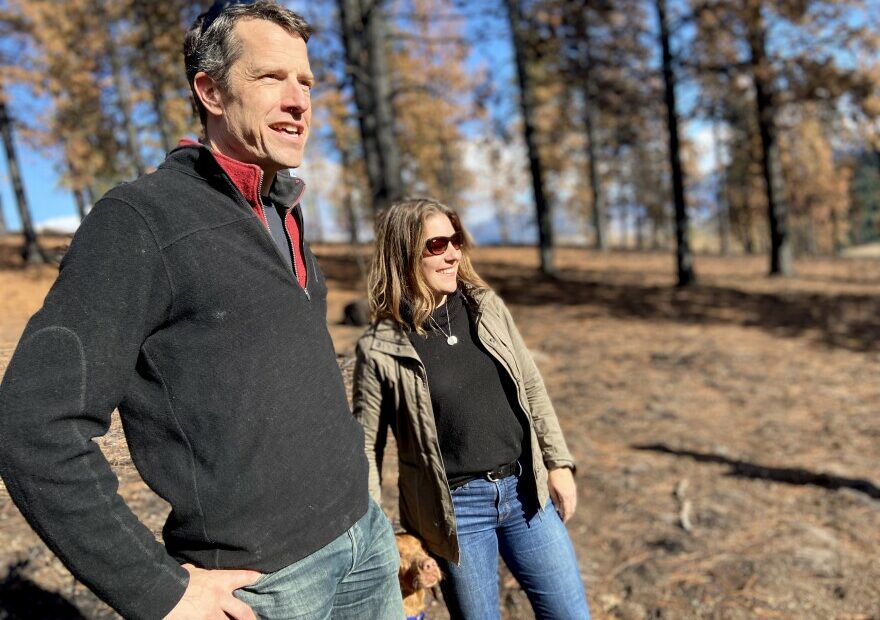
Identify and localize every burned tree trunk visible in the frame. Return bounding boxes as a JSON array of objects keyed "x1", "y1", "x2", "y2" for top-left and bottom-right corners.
[
  {"x1": 656, "y1": 0, "x2": 695, "y2": 286},
  {"x1": 572, "y1": 8, "x2": 606, "y2": 250},
  {"x1": 744, "y1": 0, "x2": 791, "y2": 276},
  {"x1": 337, "y1": 0, "x2": 404, "y2": 214},
  {"x1": 96, "y1": 0, "x2": 145, "y2": 178},
  {"x1": 0, "y1": 90, "x2": 47, "y2": 264},
  {"x1": 505, "y1": 0, "x2": 554, "y2": 276}
]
